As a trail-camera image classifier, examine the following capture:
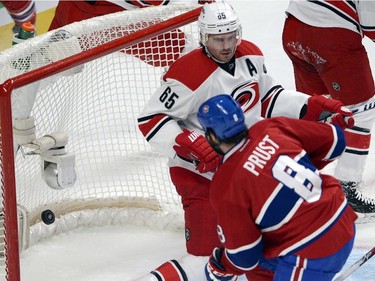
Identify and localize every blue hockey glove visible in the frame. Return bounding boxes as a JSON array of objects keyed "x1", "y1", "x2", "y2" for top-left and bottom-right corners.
[{"x1": 205, "y1": 248, "x2": 238, "y2": 281}]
